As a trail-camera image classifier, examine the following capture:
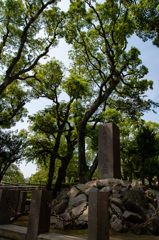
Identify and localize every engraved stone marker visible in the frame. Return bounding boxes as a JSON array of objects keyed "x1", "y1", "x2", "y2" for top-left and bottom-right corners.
[
  {"x1": 98, "y1": 123, "x2": 121, "y2": 179},
  {"x1": 26, "y1": 190, "x2": 52, "y2": 240},
  {"x1": 88, "y1": 191, "x2": 109, "y2": 240},
  {"x1": 0, "y1": 189, "x2": 20, "y2": 224}
]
